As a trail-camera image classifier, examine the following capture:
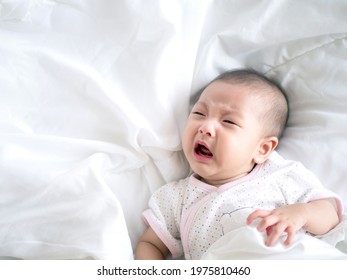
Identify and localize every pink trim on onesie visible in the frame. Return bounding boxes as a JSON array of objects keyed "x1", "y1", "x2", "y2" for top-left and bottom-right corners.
[
  {"x1": 142, "y1": 209, "x2": 182, "y2": 259},
  {"x1": 307, "y1": 193, "x2": 344, "y2": 220},
  {"x1": 180, "y1": 165, "x2": 262, "y2": 257}
]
